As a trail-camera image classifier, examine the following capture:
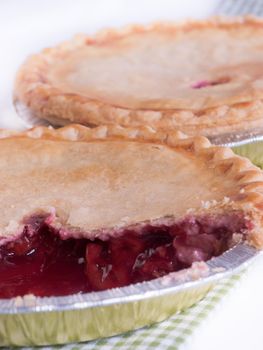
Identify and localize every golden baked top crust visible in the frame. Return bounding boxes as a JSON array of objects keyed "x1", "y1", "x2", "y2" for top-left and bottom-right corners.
[
  {"x1": 0, "y1": 124, "x2": 263, "y2": 247},
  {"x1": 14, "y1": 16, "x2": 263, "y2": 136}
]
